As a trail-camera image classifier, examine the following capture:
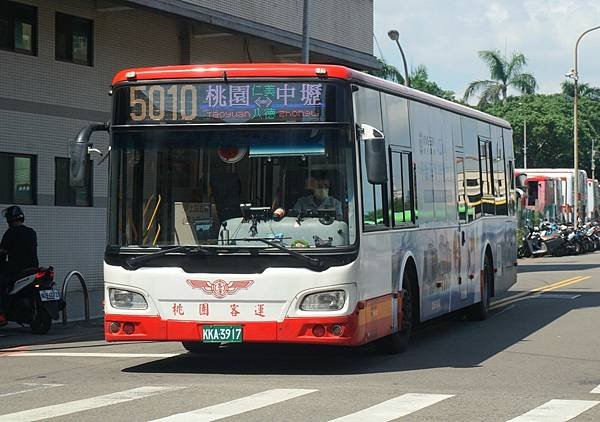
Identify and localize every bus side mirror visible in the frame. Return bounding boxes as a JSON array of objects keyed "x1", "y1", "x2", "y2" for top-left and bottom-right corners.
[
  {"x1": 358, "y1": 124, "x2": 387, "y2": 184},
  {"x1": 70, "y1": 123, "x2": 108, "y2": 187}
]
